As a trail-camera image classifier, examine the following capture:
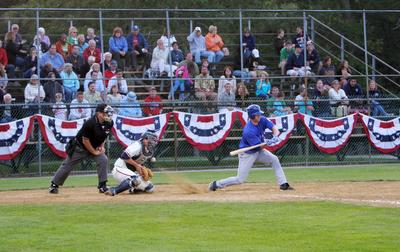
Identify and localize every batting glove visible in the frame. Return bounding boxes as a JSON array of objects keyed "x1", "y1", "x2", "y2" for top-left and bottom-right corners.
[{"x1": 266, "y1": 136, "x2": 280, "y2": 146}]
